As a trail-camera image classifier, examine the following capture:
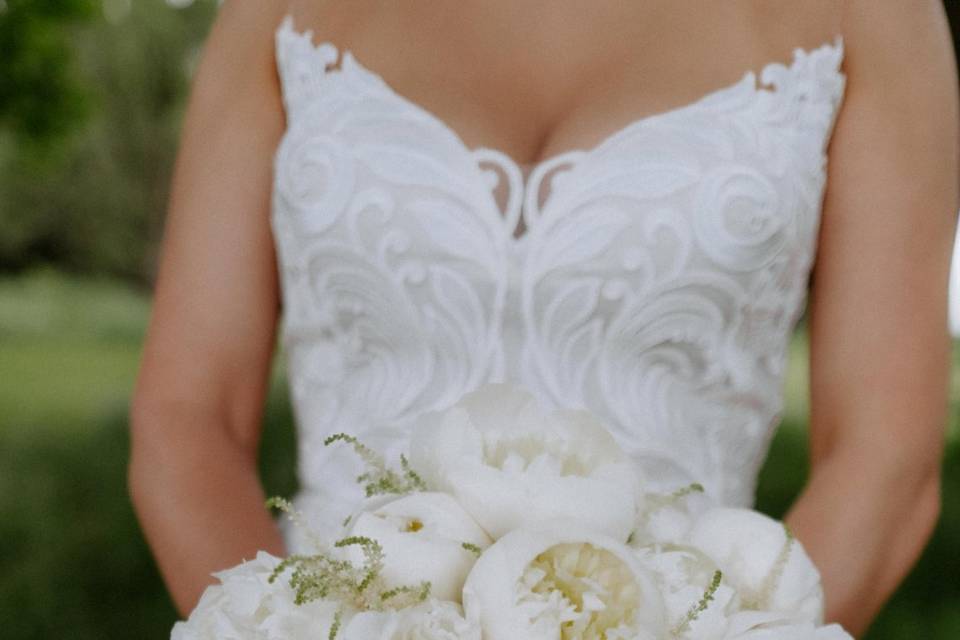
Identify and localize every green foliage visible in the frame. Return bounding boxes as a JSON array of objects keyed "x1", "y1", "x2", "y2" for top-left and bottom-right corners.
[
  {"x1": 0, "y1": 0, "x2": 218, "y2": 281},
  {"x1": 630, "y1": 482, "x2": 707, "y2": 544},
  {"x1": 264, "y1": 503, "x2": 431, "y2": 639},
  {"x1": 0, "y1": 0, "x2": 97, "y2": 148},
  {"x1": 461, "y1": 541, "x2": 483, "y2": 557},
  {"x1": 0, "y1": 267, "x2": 148, "y2": 431},
  {"x1": 669, "y1": 482, "x2": 705, "y2": 500},
  {"x1": 324, "y1": 433, "x2": 429, "y2": 497},
  {"x1": 671, "y1": 570, "x2": 723, "y2": 637},
  {"x1": 0, "y1": 268, "x2": 295, "y2": 638}
]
